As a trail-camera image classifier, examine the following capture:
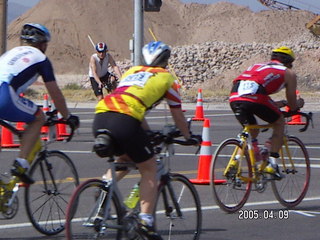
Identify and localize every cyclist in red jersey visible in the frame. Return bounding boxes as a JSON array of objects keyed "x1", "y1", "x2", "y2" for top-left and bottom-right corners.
[{"x1": 229, "y1": 46, "x2": 304, "y2": 179}]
